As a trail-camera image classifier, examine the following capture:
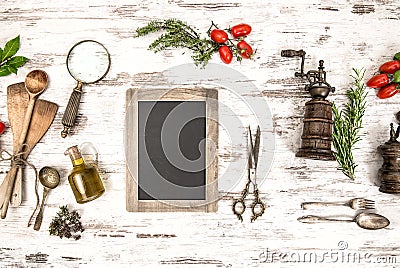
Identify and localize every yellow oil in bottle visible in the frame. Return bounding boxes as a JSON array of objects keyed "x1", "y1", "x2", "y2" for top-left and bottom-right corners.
[{"x1": 66, "y1": 145, "x2": 105, "y2": 204}]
